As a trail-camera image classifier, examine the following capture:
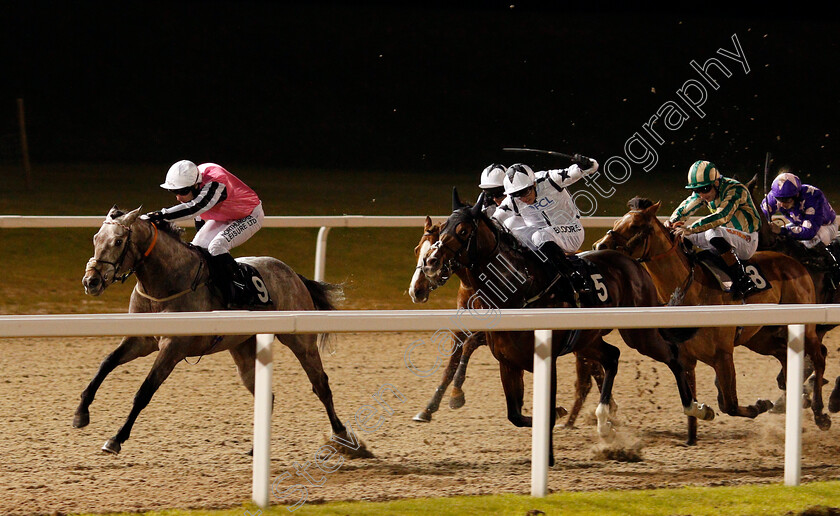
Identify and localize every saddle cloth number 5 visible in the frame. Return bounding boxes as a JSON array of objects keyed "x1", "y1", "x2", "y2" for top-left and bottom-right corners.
[{"x1": 590, "y1": 273, "x2": 608, "y2": 302}]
